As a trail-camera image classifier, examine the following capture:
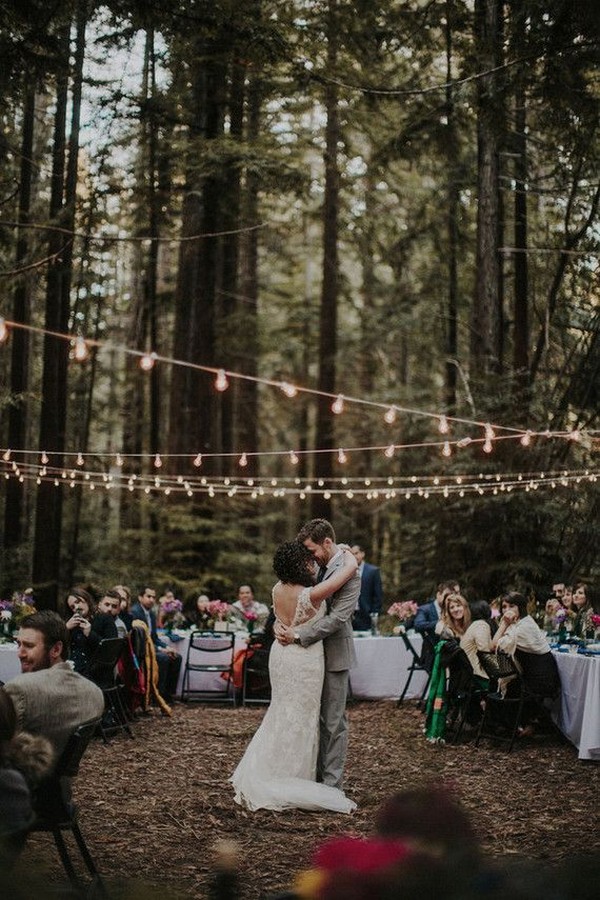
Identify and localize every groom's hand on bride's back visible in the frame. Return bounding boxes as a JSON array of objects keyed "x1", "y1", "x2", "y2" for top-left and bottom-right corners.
[{"x1": 274, "y1": 621, "x2": 294, "y2": 645}]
